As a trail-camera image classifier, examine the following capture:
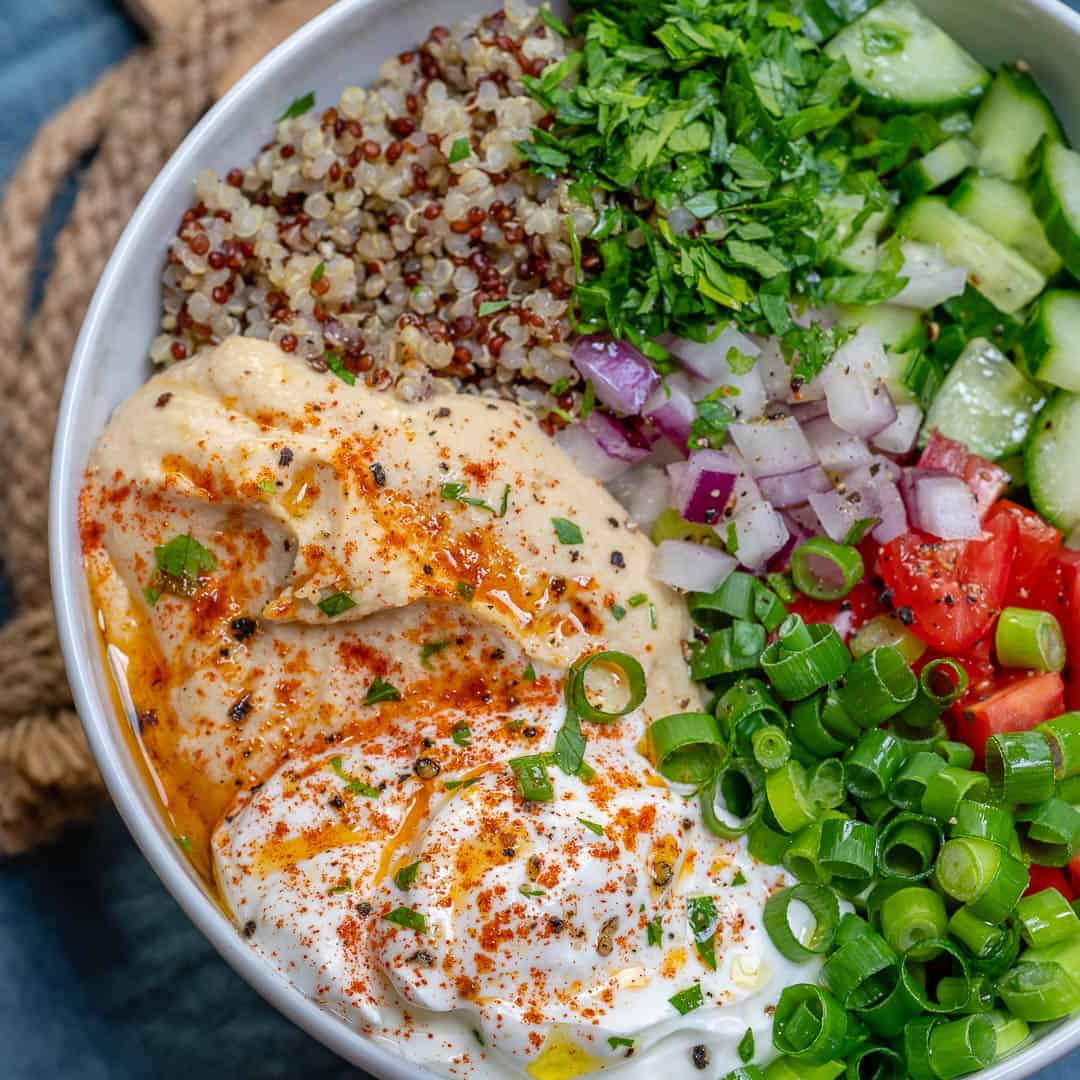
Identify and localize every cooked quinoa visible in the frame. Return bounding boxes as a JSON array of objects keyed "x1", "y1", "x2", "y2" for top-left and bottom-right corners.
[{"x1": 152, "y1": 0, "x2": 601, "y2": 413}]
